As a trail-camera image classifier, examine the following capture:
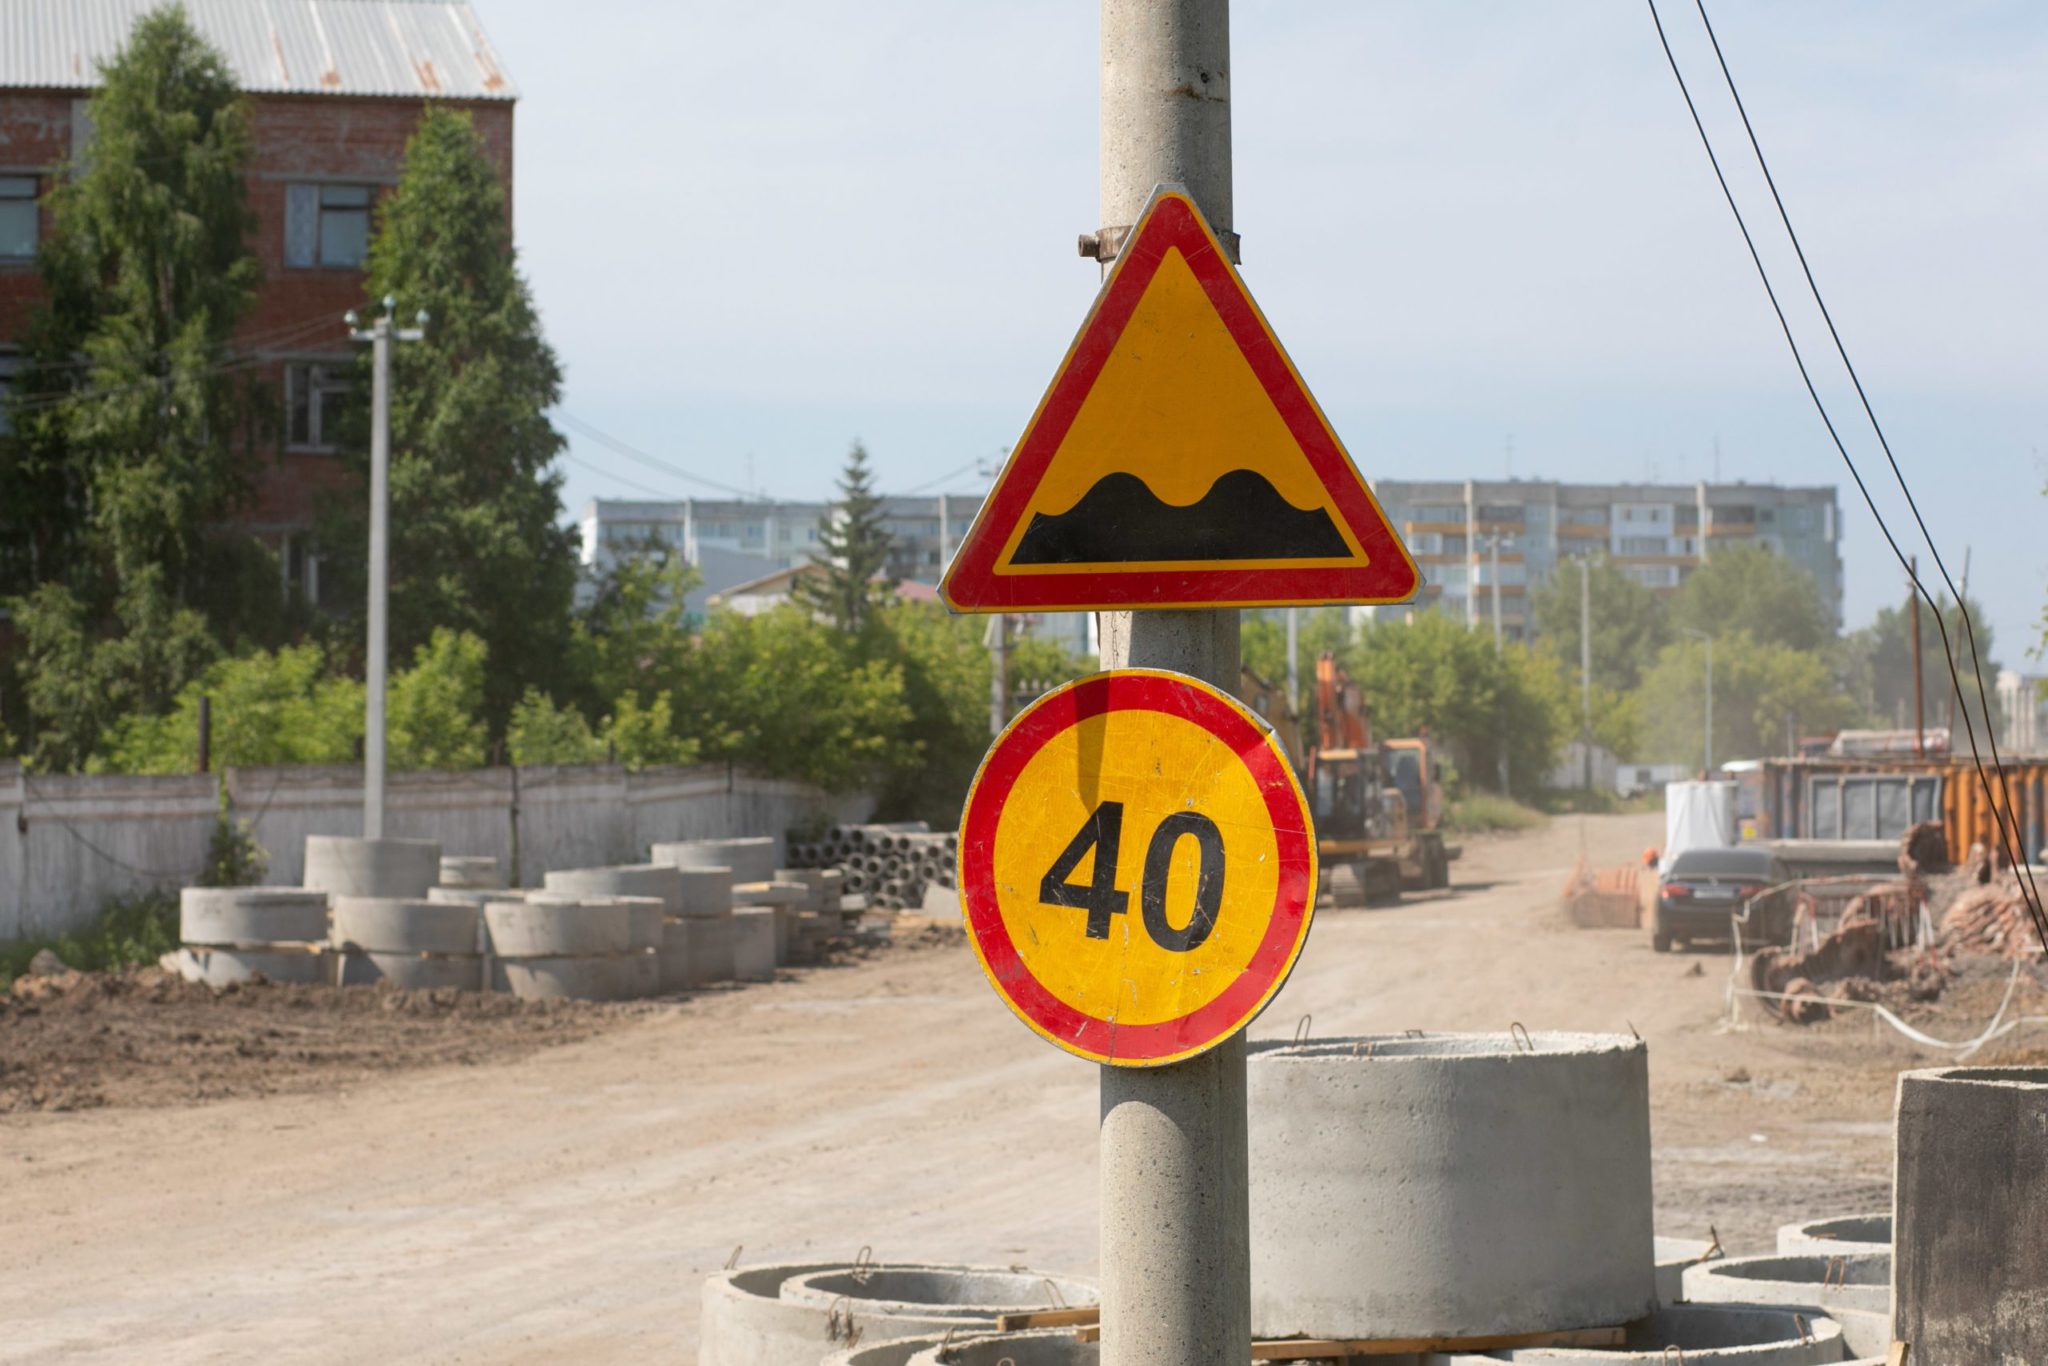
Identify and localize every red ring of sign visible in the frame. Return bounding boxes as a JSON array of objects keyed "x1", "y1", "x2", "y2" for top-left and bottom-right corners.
[{"x1": 959, "y1": 671, "x2": 1315, "y2": 1065}]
